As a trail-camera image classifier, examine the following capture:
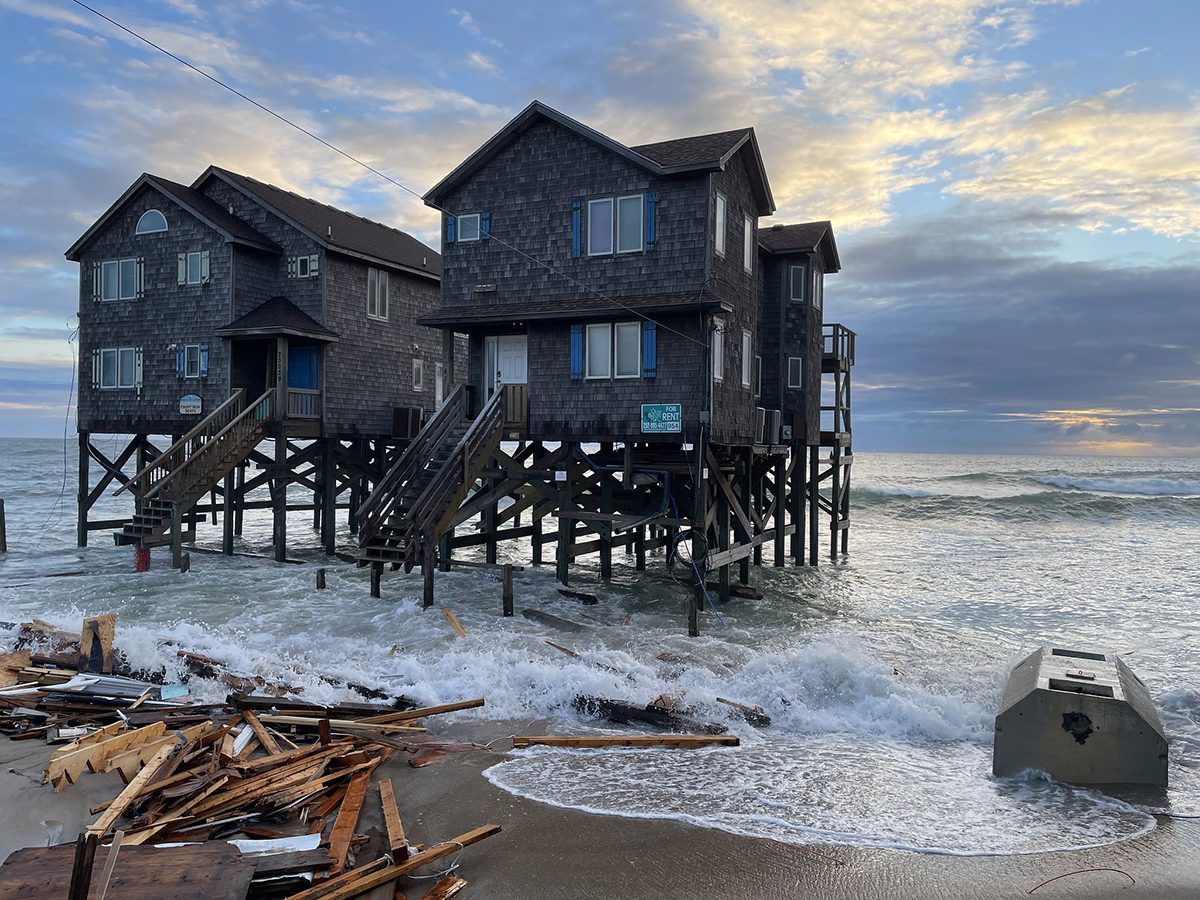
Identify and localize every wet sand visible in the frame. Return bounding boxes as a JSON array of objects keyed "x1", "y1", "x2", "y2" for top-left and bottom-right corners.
[{"x1": 2, "y1": 720, "x2": 1198, "y2": 899}]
